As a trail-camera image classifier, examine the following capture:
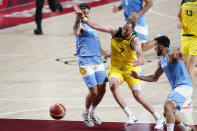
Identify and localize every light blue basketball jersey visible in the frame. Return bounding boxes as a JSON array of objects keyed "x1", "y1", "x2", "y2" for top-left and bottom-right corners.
[
  {"x1": 121, "y1": 0, "x2": 147, "y2": 26},
  {"x1": 160, "y1": 51, "x2": 192, "y2": 90},
  {"x1": 75, "y1": 23, "x2": 101, "y2": 57}
]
